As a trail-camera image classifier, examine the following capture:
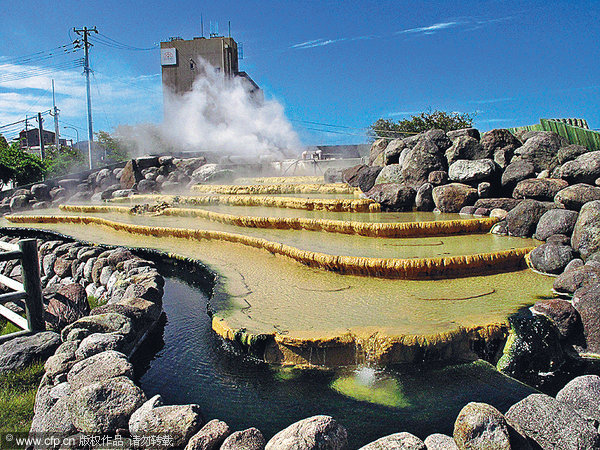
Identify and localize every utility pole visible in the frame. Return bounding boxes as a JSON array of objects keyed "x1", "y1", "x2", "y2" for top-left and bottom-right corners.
[
  {"x1": 52, "y1": 80, "x2": 60, "y2": 150},
  {"x1": 73, "y1": 26, "x2": 98, "y2": 170},
  {"x1": 37, "y1": 112, "x2": 45, "y2": 160},
  {"x1": 24, "y1": 117, "x2": 29, "y2": 151}
]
